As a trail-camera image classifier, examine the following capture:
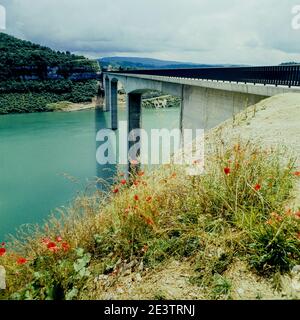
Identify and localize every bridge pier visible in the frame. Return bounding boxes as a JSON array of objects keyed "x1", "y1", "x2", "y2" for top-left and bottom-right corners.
[
  {"x1": 104, "y1": 77, "x2": 110, "y2": 112},
  {"x1": 127, "y1": 92, "x2": 142, "y2": 174},
  {"x1": 110, "y1": 80, "x2": 118, "y2": 130}
]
